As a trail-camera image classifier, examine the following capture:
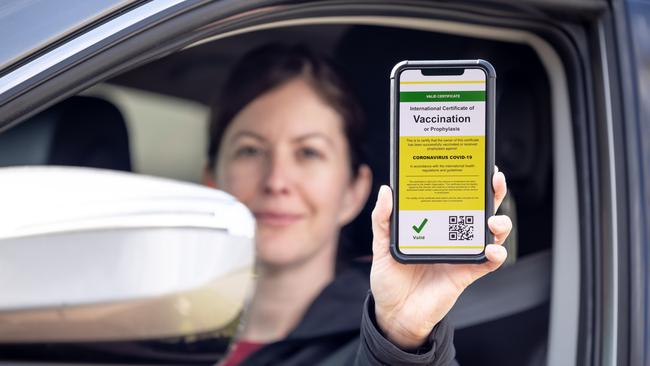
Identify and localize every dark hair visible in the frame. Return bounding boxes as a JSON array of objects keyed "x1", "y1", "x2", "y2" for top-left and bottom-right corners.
[{"x1": 207, "y1": 44, "x2": 366, "y2": 176}]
